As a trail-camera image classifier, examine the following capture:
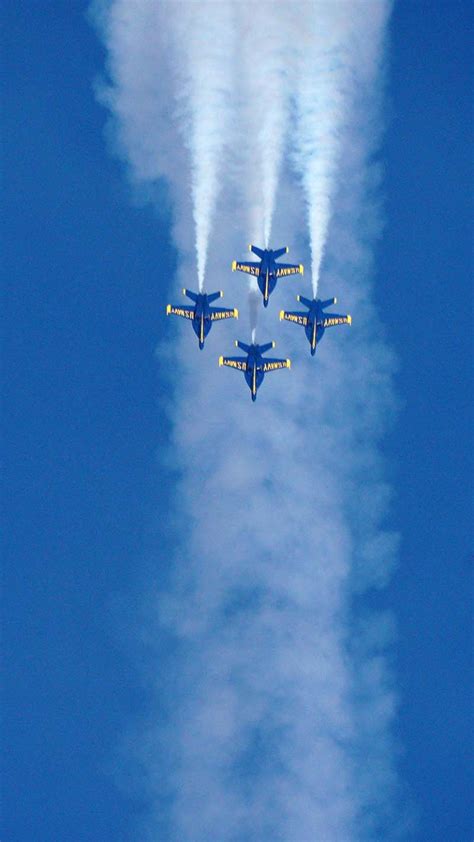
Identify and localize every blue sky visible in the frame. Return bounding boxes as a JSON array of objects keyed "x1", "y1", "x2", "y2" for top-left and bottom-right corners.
[{"x1": 3, "y1": 2, "x2": 472, "y2": 840}]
